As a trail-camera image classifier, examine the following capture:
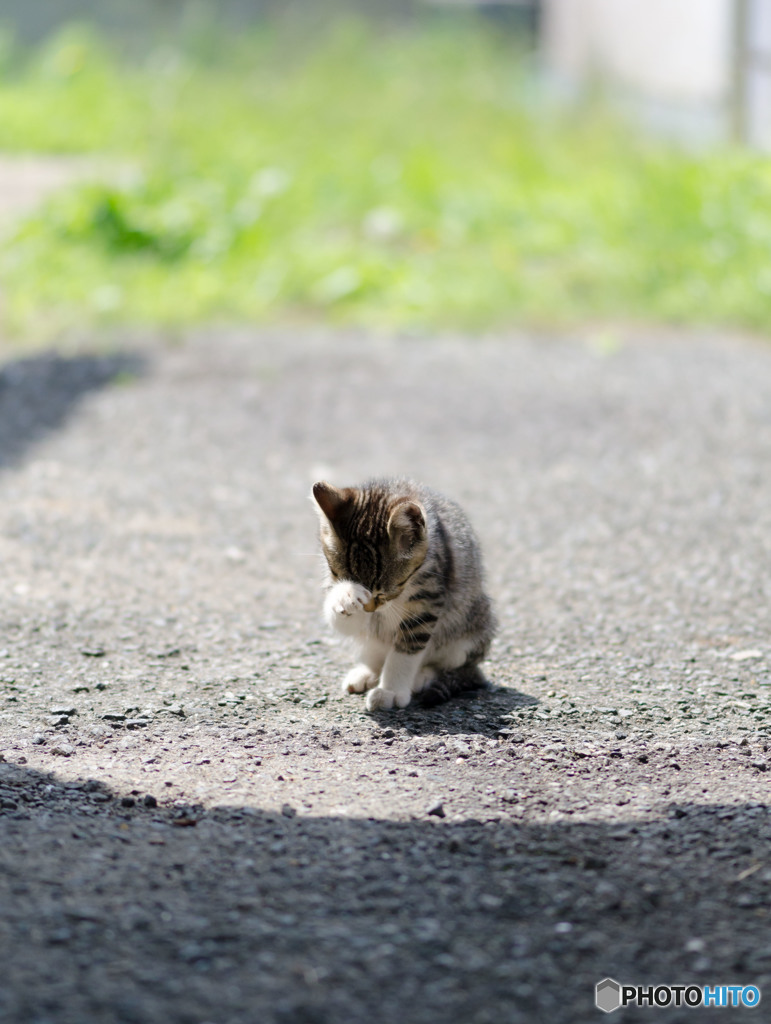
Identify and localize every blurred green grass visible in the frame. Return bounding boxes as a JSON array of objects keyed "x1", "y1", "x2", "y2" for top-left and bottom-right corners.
[{"x1": 1, "y1": 18, "x2": 770, "y2": 338}]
